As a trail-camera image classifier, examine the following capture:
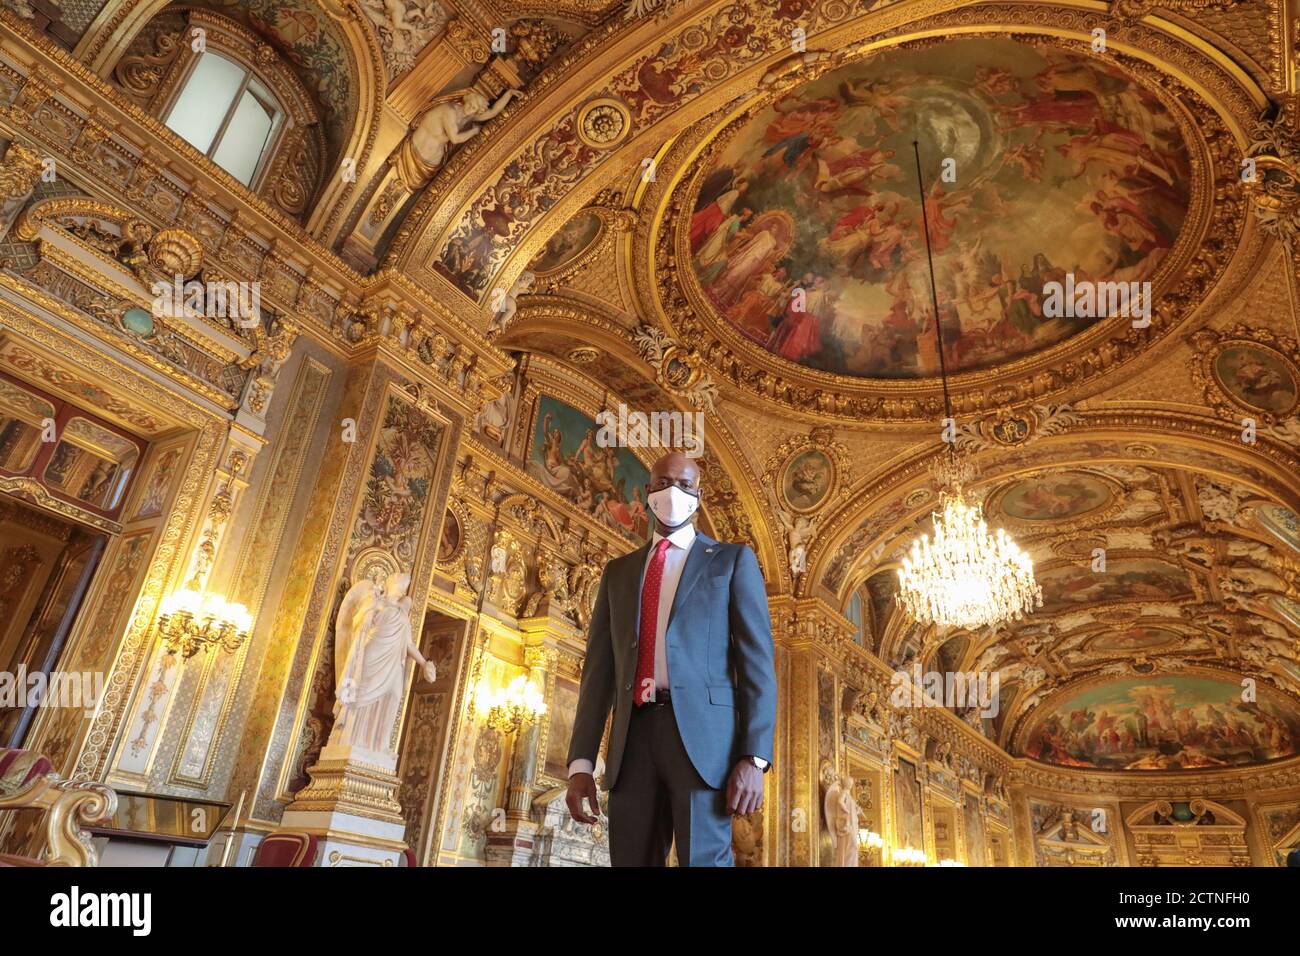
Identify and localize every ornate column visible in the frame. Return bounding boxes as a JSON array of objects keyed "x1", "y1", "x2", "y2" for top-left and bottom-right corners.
[{"x1": 771, "y1": 596, "x2": 823, "y2": 867}]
